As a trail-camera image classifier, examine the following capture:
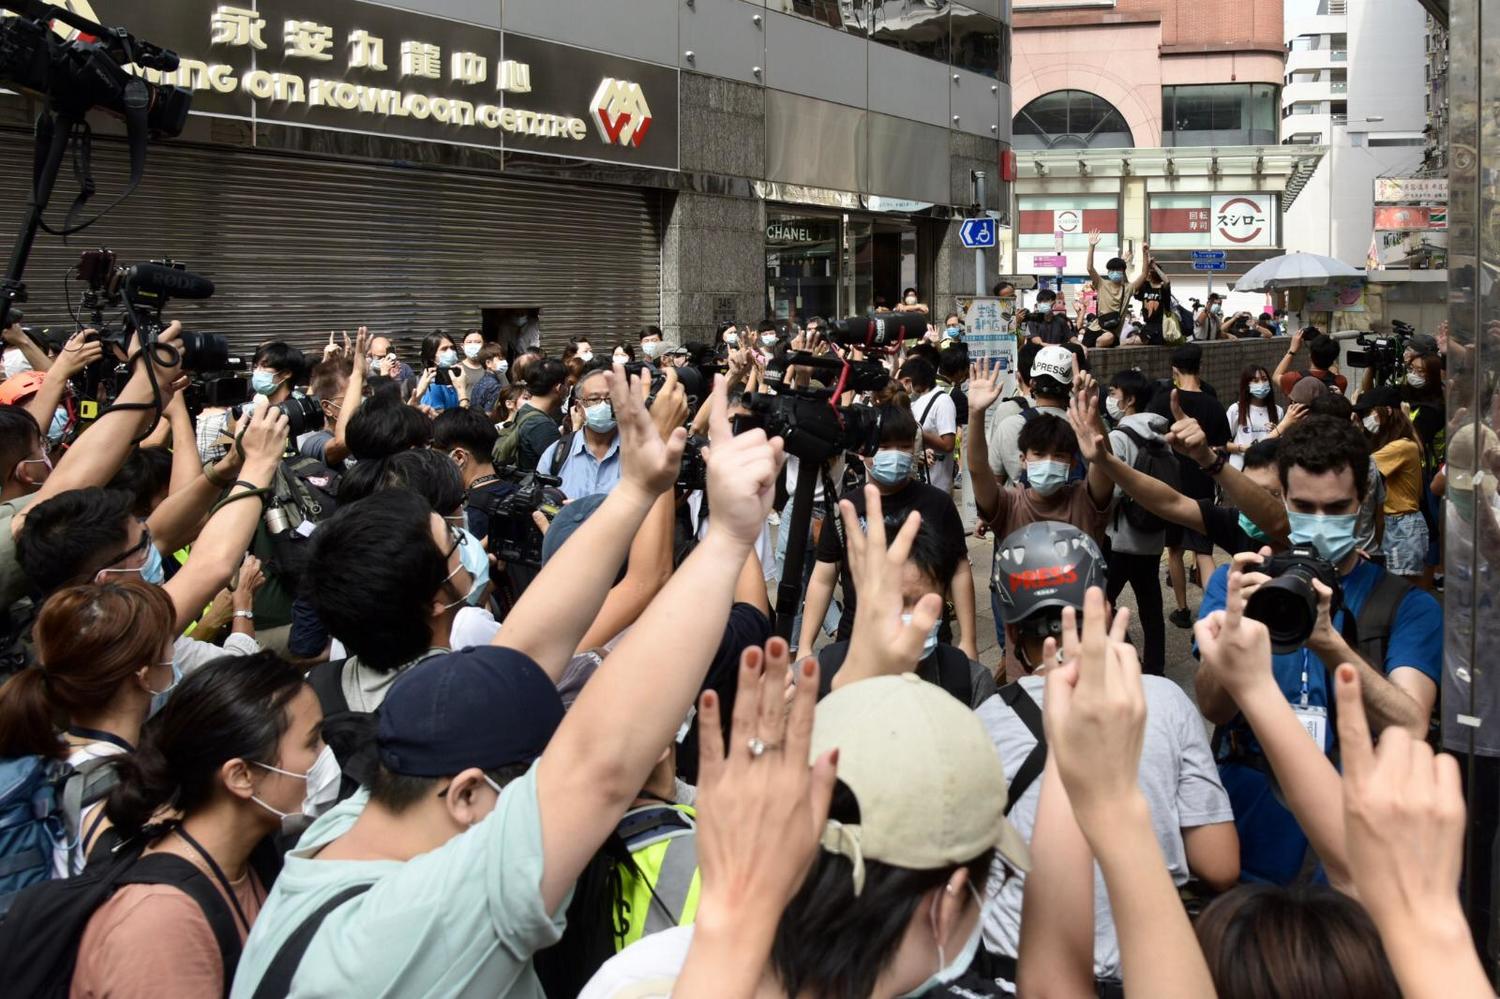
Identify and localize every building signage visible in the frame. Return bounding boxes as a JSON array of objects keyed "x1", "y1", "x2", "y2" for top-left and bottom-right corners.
[
  {"x1": 1211, "y1": 194, "x2": 1272, "y2": 246},
  {"x1": 55, "y1": 0, "x2": 679, "y2": 169},
  {"x1": 1374, "y1": 206, "x2": 1448, "y2": 231},
  {"x1": 1374, "y1": 178, "x2": 1448, "y2": 203},
  {"x1": 765, "y1": 219, "x2": 837, "y2": 244}
]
